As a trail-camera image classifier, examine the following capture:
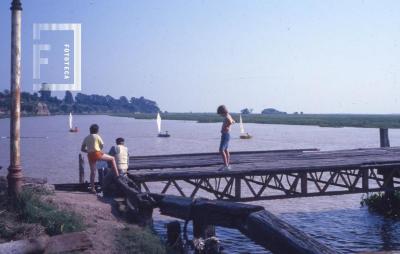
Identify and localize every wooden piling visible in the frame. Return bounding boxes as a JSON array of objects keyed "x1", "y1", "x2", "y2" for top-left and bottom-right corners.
[
  {"x1": 166, "y1": 221, "x2": 184, "y2": 252},
  {"x1": 379, "y1": 128, "x2": 390, "y2": 148},
  {"x1": 79, "y1": 153, "x2": 84, "y2": 184},
  {"x1": 379, "y1": 128, "x2": 395, "y2": 198},
  {"x1": 234, "y1": 177, "x2": 241, "y2": 199},
  {"x1": 362, "y1": 168, "x2": 369, "y2": 192}
]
